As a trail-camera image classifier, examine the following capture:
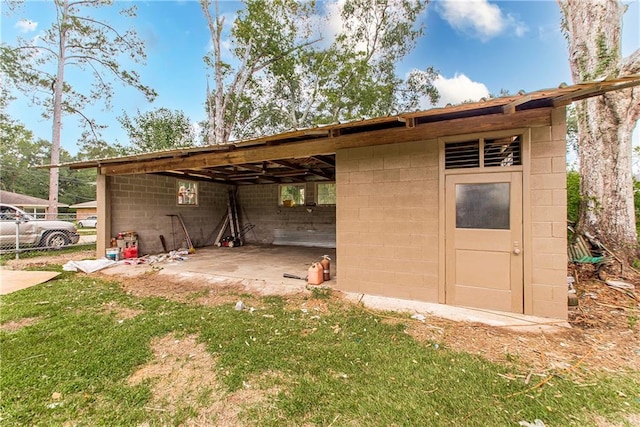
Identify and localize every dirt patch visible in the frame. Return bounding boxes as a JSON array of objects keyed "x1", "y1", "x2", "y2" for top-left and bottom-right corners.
[
  {"x1": 0, "y1": 316, "x2": 41, "y2": 332},
  {"x1": 128, "y1": 333, "x2": 281, "y2": 426},
  {"x1": 100, "y1": 301, "x2": 143, "y2": 321},
  {"x1": 110, "y1": 271, "x2": 262, "y2": 308},
  {"x1": 405, "y1": 273, "x2": 639, "y2": 374}
]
